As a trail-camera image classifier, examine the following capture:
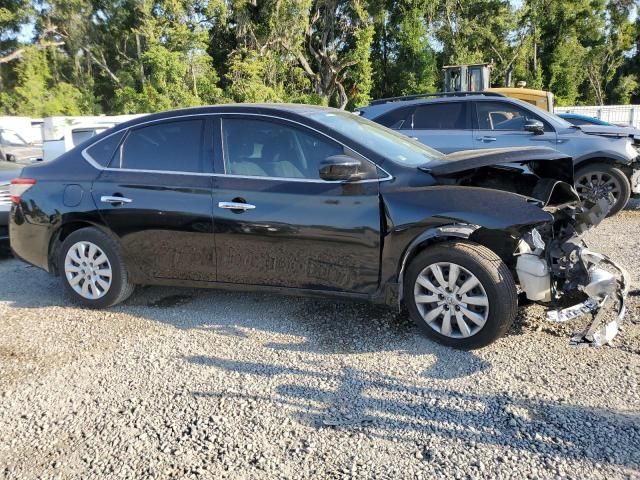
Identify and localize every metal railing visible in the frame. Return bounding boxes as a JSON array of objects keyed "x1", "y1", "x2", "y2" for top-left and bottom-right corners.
[{"x1": 555, "y1": 105, "x2": 640, "y2": 128}]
